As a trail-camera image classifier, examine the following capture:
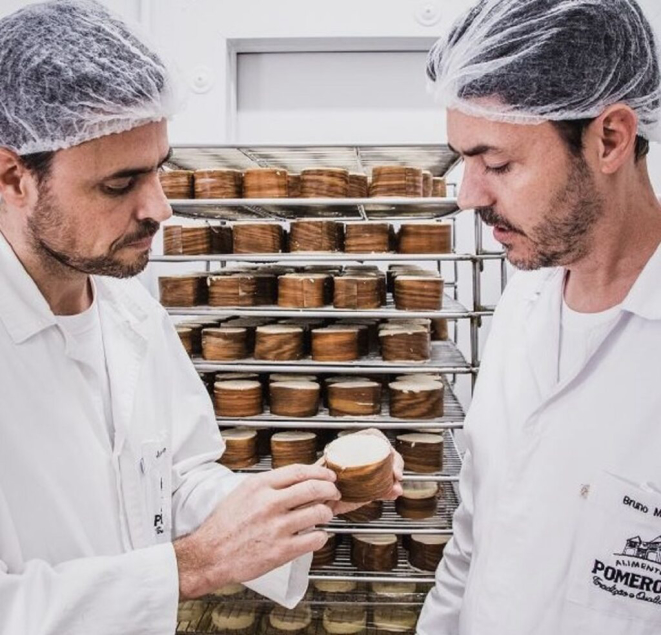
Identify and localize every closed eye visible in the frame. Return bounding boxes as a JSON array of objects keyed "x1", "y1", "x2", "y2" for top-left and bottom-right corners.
[
  {"x1": 484, "y1": 163, "x2": 512, "y2": 175},
  {"x1": 102, "y1": 177, "x2": 137, "y2": 196}
]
